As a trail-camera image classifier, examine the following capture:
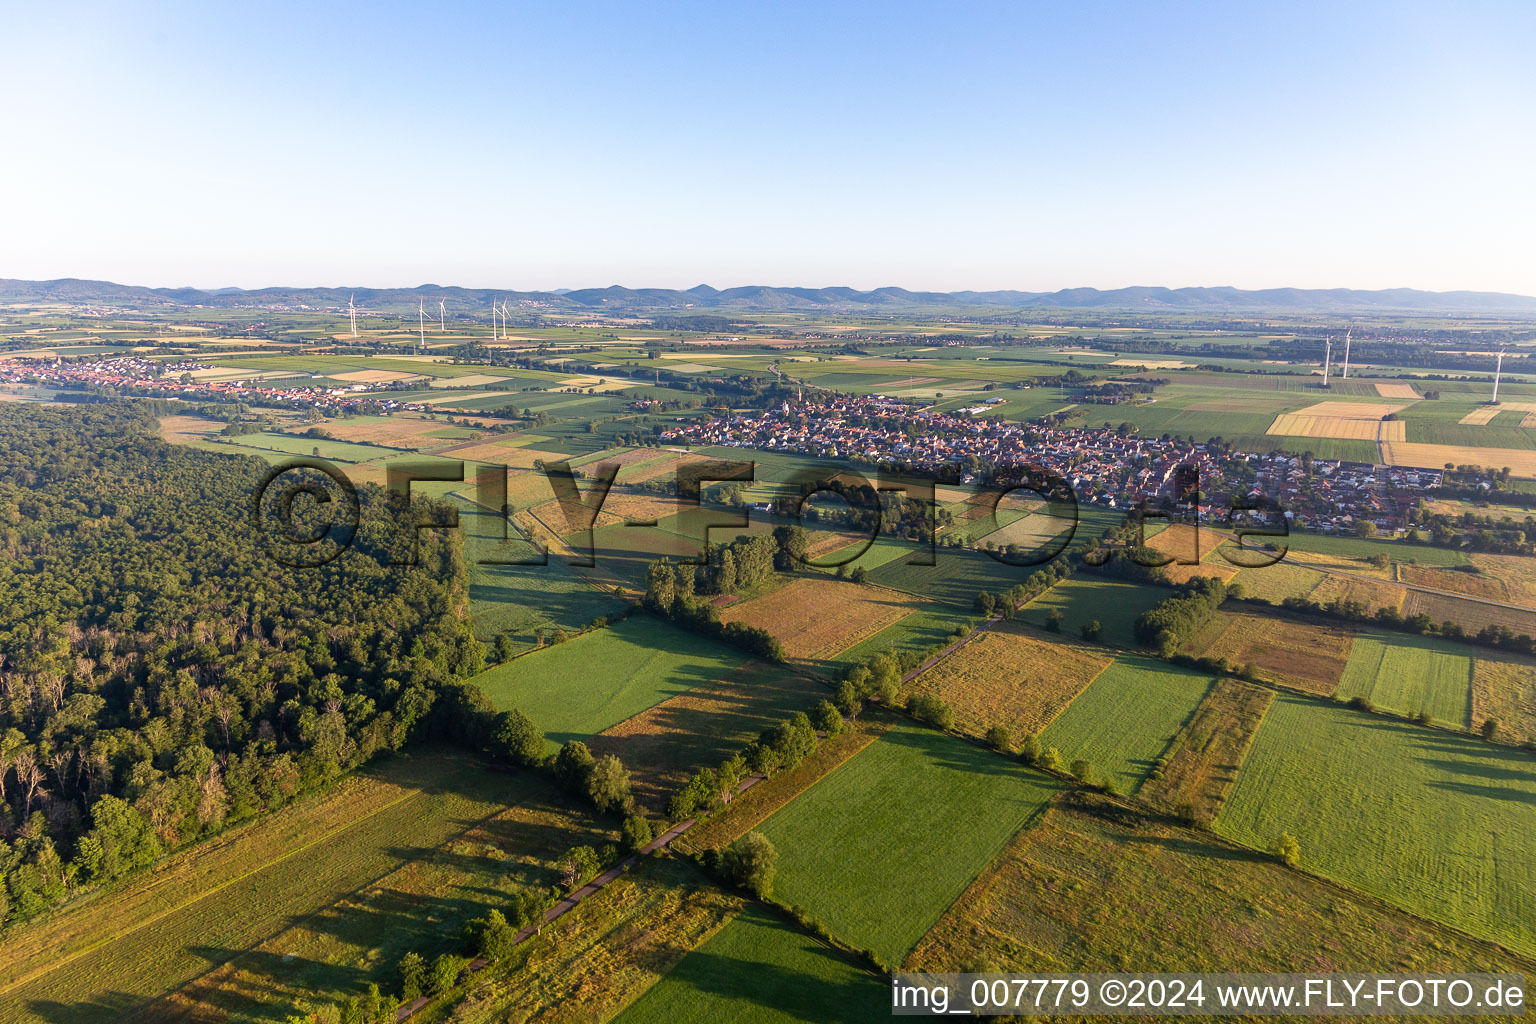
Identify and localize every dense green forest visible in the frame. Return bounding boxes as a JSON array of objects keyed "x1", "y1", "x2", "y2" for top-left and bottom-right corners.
[{"x1": 0, "y1": 403, "x2": 484, "y2": 925}]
